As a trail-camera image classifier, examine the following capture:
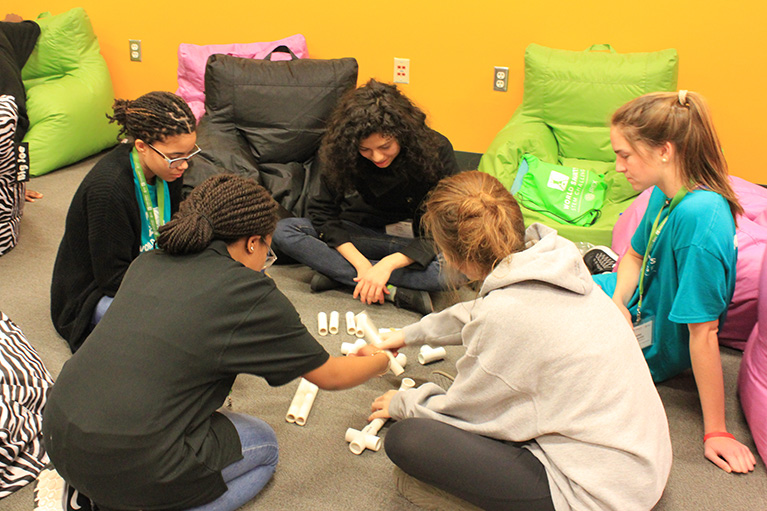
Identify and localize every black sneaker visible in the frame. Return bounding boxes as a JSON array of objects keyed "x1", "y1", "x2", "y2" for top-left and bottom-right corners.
[
  {"x1": 583, "y1": 246, "x2": 619, "y2": 274},
  {"x1": 310, "y1": 272, "x2": 342, "y2": 292},
  {"x1": 64, "y1": 482, "x2": 98, "y2": 511},
  {"x1": 394, "y1": 288, "x2": 434, "y2": 316}
]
